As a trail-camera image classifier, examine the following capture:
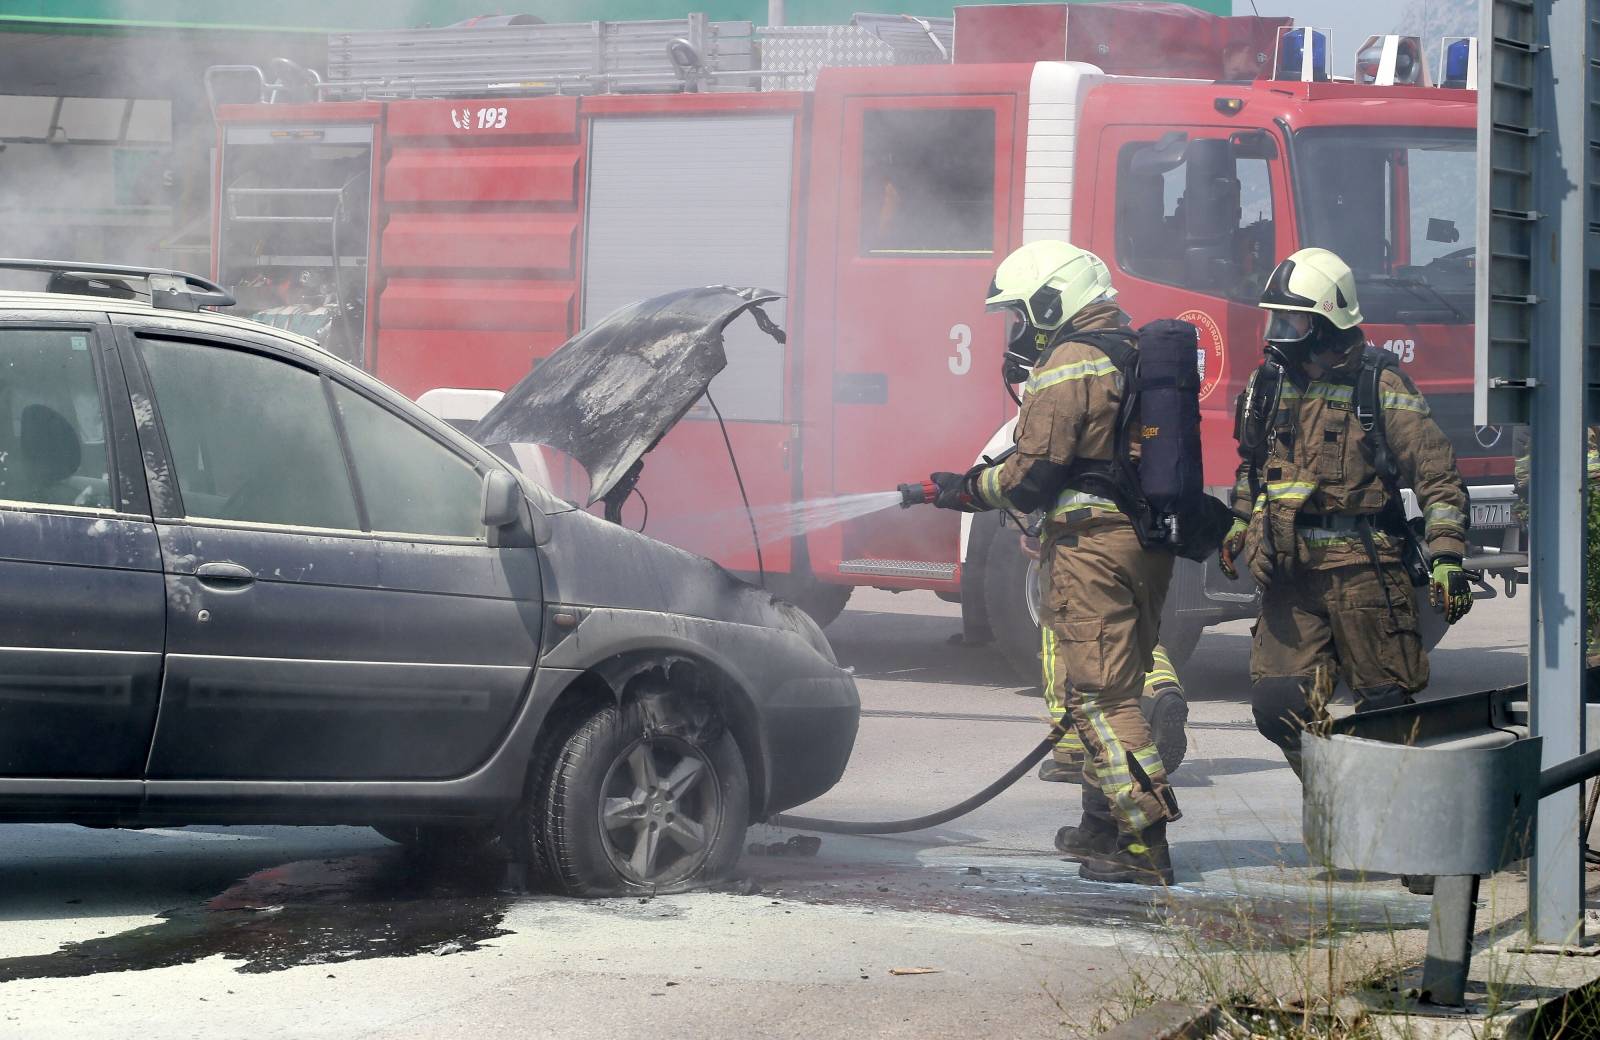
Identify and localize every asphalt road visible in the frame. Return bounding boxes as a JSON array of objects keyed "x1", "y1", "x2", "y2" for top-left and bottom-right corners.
[{"x1": 0, "y1": 587, "x2": 1533, "y2": 1038}]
